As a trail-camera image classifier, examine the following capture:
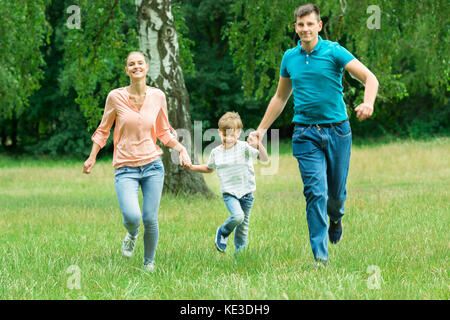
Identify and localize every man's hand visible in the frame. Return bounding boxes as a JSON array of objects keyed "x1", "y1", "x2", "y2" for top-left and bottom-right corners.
[
  {"x1": 247, "y1": 131, "x2": 259, "y2": 148},
  {"x1": 354, "y1": 103, "x2": 374, "y2": 121},
  {"x1": 247, "y1": 129, "x2": 266, "y2": 147}
]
